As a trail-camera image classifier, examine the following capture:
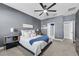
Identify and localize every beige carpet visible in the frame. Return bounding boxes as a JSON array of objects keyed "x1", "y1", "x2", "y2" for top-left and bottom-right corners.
[
  {"x1": 0, "y1": 39, "x2": 78, "y2": 56},
  {"x1": 42, "y1": 39, "x2": 77, "y2": 56}
]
